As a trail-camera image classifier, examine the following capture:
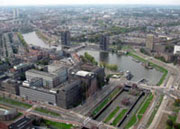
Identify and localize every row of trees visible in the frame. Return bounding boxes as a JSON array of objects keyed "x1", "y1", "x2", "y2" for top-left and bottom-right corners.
[
  {"x1": 80, "y1": 52, "x2": 118, "y2": 71},
  {"x1": 166, "y1": 99, "x2": 180, "y2": 129},
  {"x1": 17, "y1": 32, "x2": 29, "y2": 52},
  {"x1": 80, "y1": 52, "x2": 98, "y2": 65},
  {"x1": 100, "y1": 62, "x2": 118, "y2": 71}
]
